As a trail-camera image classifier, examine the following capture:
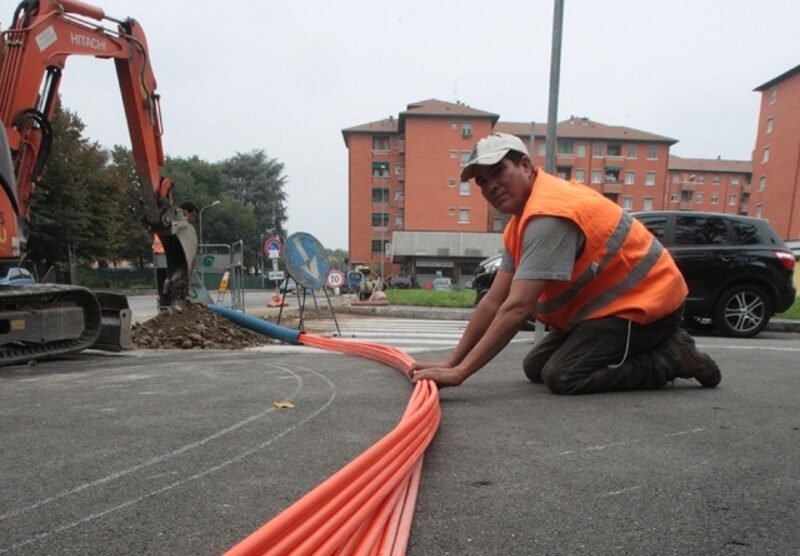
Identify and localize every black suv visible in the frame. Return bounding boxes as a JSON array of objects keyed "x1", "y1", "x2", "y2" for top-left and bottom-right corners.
[{"x1": 633, "y1": 211, "x2": 796, "y2": 337}]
